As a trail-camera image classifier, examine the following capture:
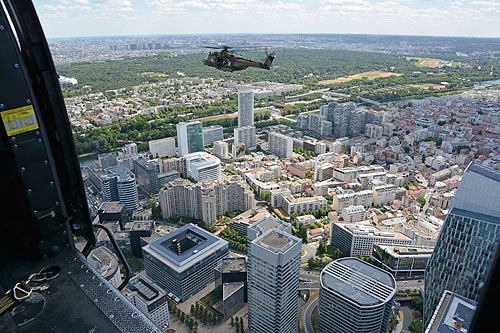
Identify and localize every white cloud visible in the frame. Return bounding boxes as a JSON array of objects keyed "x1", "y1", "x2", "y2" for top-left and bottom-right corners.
[{"x1": 34, "y1": 0, "x2": 500, "y2": 37}]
